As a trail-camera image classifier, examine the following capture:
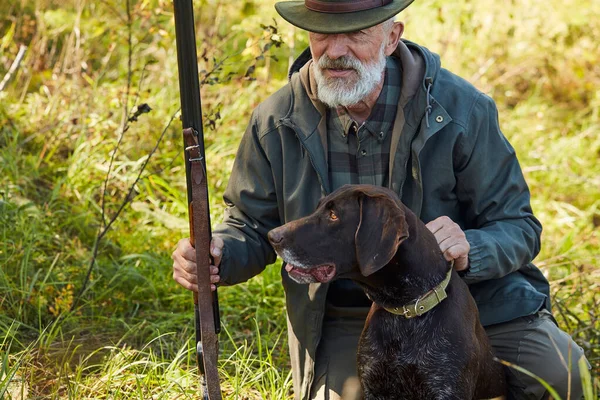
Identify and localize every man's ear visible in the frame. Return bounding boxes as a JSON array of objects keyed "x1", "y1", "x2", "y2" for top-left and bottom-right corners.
[
  {"x1": 355, "y1": 193, "x2": 409, "y2": 277},
  {"x1": 384, "y1": 21, "x2": 404, "y2": 56}
]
